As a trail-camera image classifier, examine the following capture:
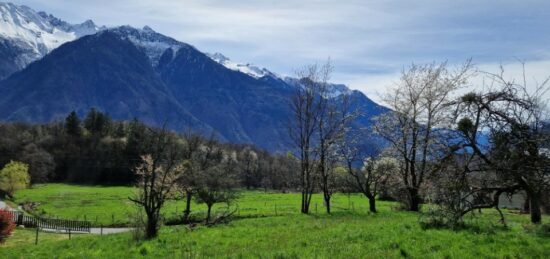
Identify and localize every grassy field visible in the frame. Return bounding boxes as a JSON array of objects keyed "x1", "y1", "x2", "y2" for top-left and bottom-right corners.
[
  {"x1": 2, "y1": 228, "x2": 76, "y2": 248},
  {"x1": 12, "y1": 184, "x2": 385, "y2": 226},
  {"x1": 3, "y1": 184, "x2": 550, "y2": 258}
]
